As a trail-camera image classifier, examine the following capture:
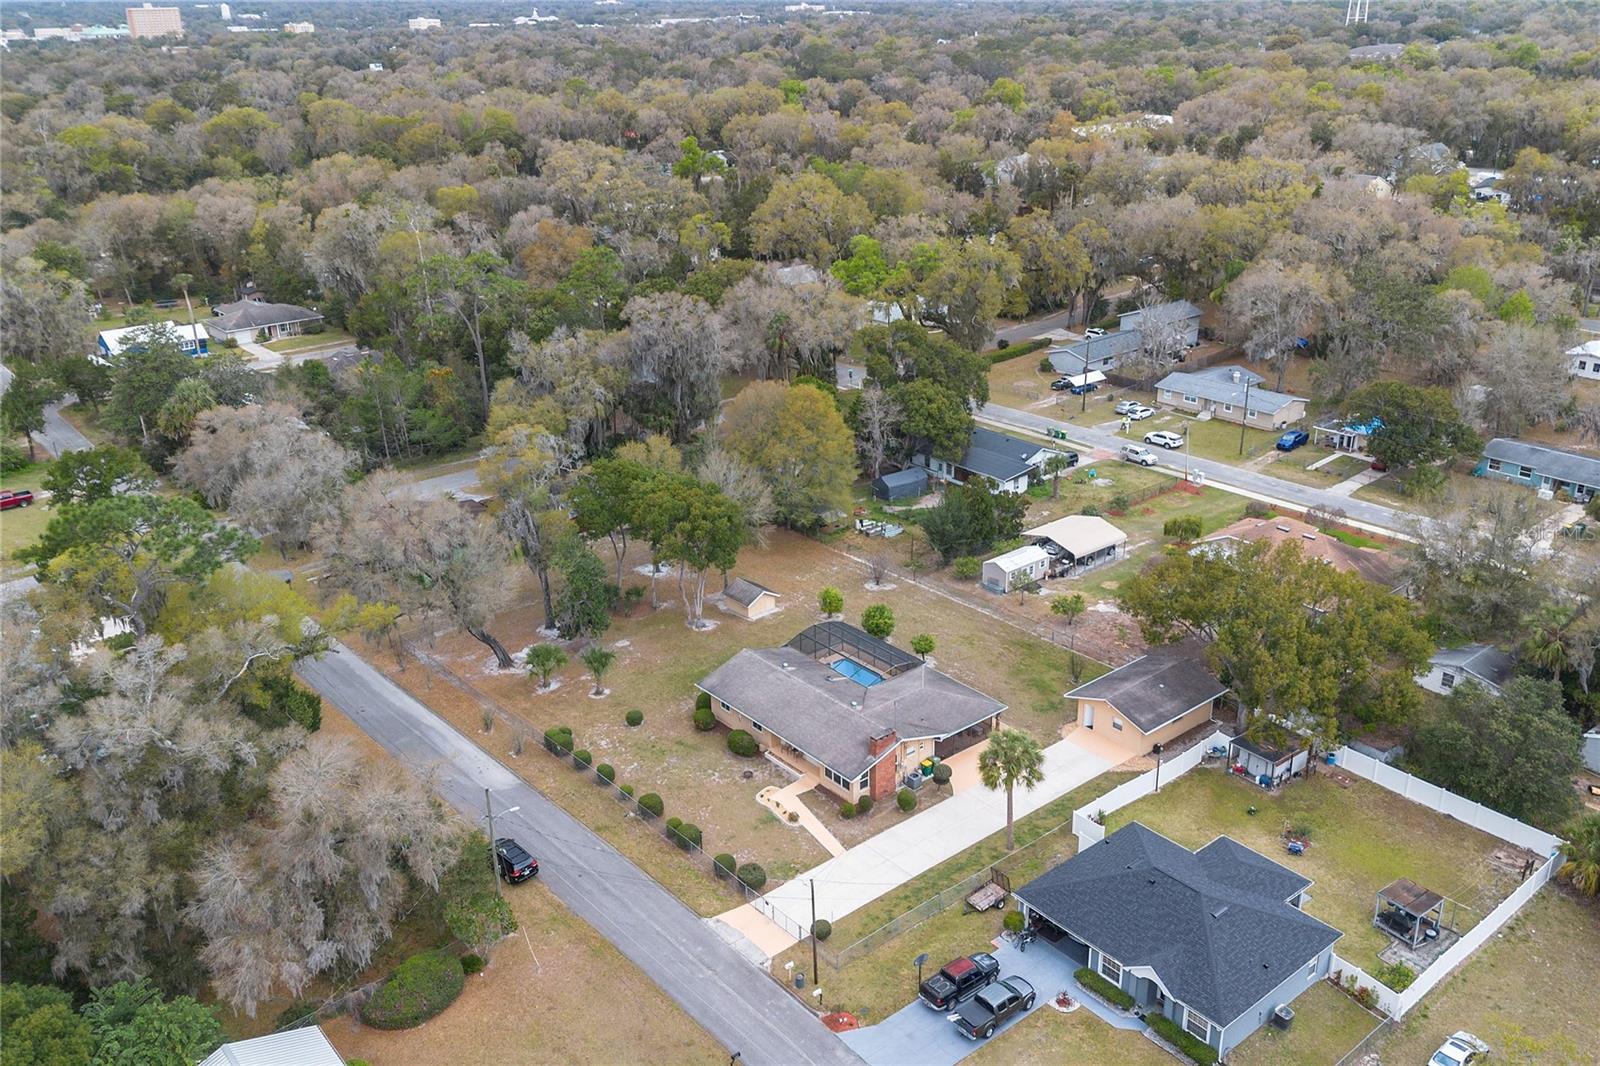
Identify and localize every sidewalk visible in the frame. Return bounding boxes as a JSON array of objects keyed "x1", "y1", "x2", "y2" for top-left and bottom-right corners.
[{"x1": 755, "y1": 734, "x2": 1113, "y2": 932}]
